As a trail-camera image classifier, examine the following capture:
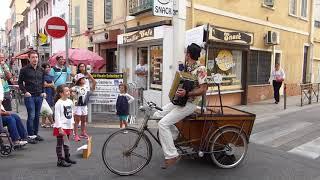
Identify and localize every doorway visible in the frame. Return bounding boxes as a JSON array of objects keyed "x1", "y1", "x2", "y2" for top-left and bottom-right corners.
[{"x1": 106, "y1": 48, "x2": 117, "y2": 72}]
